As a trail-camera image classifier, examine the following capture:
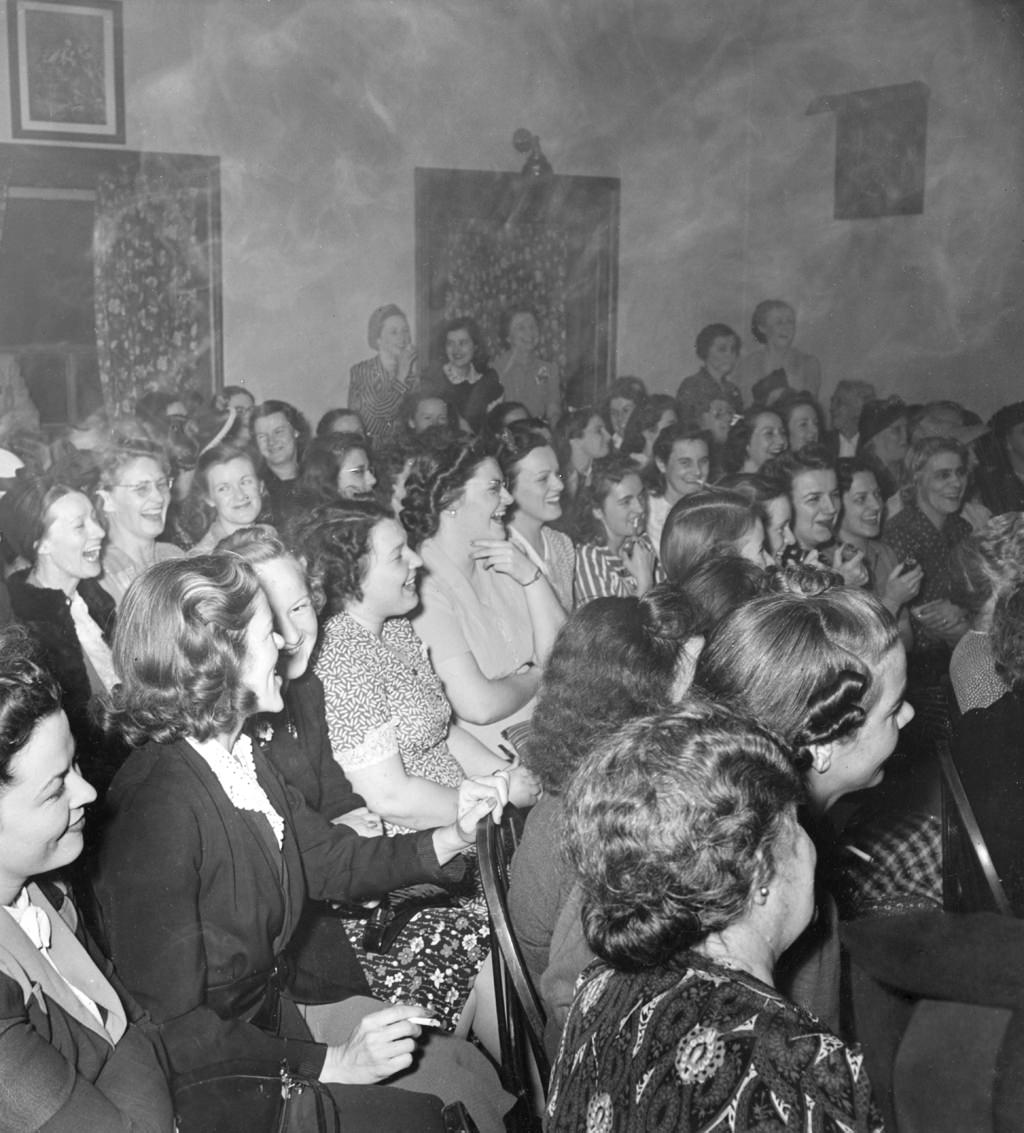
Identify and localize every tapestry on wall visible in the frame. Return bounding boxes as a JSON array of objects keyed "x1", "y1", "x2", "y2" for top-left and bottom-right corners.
[{"x1": 93, "y1": 166, "x2": 211, "y2": 415}]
